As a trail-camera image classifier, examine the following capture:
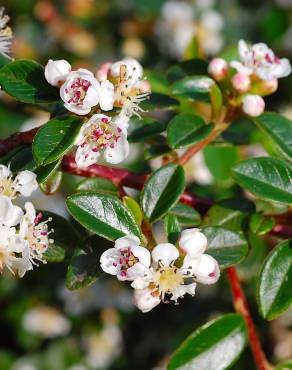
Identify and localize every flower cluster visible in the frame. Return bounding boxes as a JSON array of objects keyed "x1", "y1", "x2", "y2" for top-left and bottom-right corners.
[
  {"x1": 45, "y1": 58, "x2": 150, "y2": 168},
  {"x1": 100, "y1": 229, "x2": 220, "y2": 313},
  {"x1": 156, "y1": 0, "x2": 224, "y2": 59},
  {"x1": 0, "y1": 165, "x2": 53, "y2": 277},
  {"x1": 208, "y1": 40, "x2": 292, "y2": 117},
  {"x1": 0, "y1": 7, "x2": 13, "y2": 59}
]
